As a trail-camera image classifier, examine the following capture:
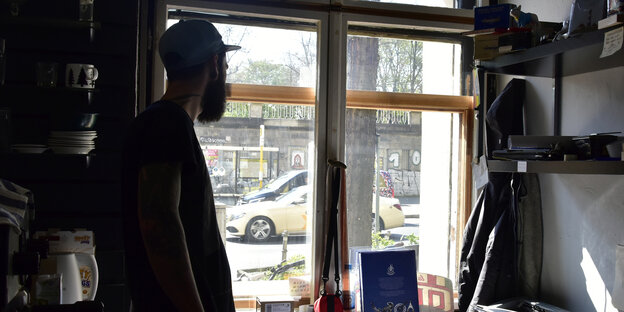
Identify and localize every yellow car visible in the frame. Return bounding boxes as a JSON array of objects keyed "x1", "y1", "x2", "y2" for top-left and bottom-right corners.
[{"x1": 226, "y1": 186, "x2": 404, "y2": 243}]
